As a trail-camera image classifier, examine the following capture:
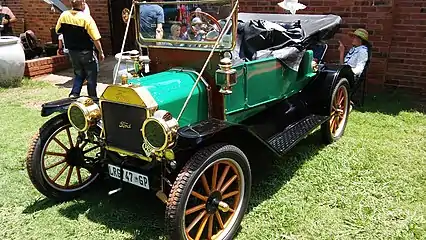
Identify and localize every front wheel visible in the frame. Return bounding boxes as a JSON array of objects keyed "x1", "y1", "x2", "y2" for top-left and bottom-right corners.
[
  {"x1": 321, "y1": 78, "x2": 350, "y2": 144},
  {"x1": 26, "y1": 114, "x2": 101, "y2": 201},
  {"x1": 166, "y1": 144, "x2": 251, "y2": 240}
]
